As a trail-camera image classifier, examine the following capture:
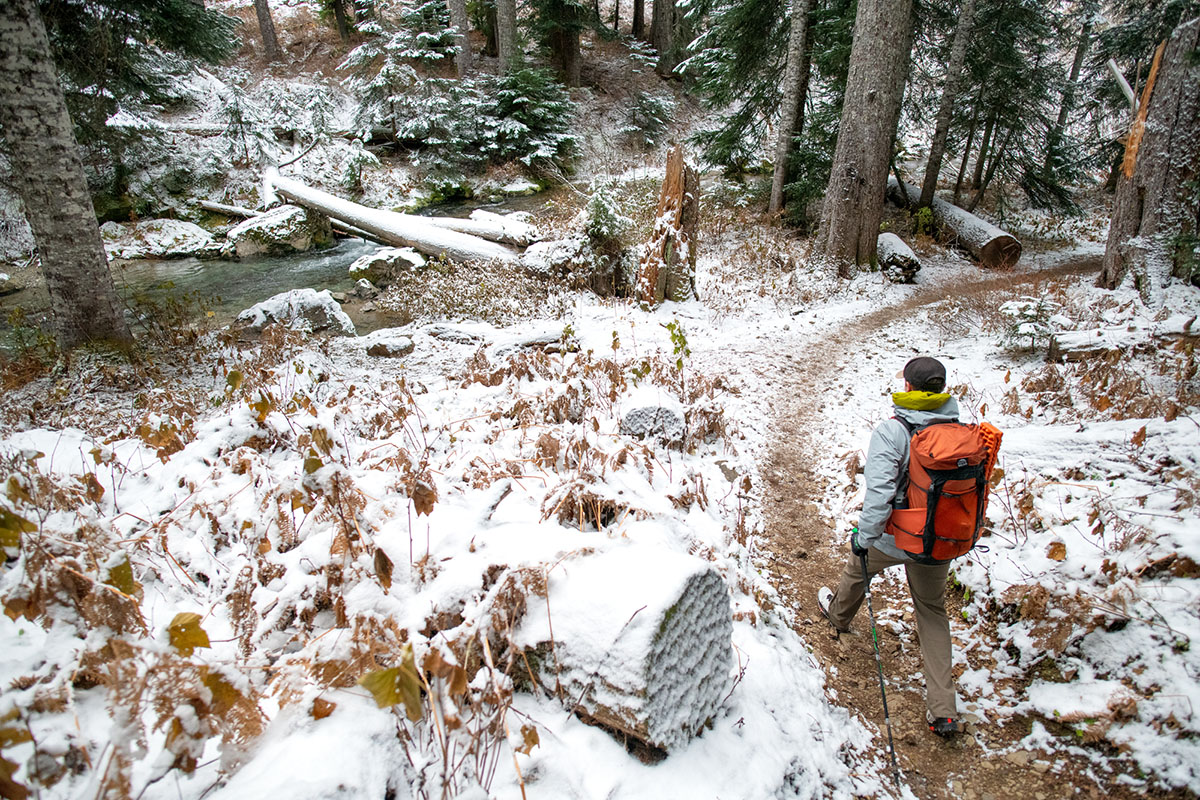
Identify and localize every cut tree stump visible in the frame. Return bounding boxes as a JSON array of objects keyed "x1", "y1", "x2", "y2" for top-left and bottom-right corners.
[
  {"x1": 516, "y1": 547, "x2": 732, "y2": 752},
  {"x1": 877, "y1": 232, "x2": 921, "y2": 283},
  {"x1": 636, "y1": 146, "x2": 699, "y2": 305},
  {"x1": 888, "y1": 176, "x2": 1021, "y2": 269}
]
